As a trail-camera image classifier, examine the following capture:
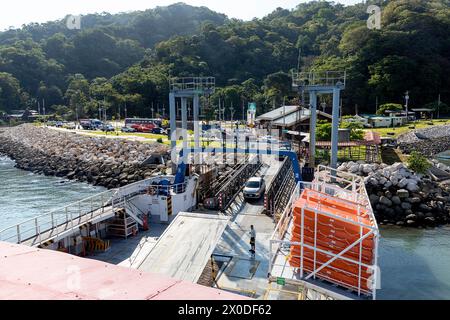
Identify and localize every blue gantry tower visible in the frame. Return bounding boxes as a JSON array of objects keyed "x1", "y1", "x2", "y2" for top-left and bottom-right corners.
[{"x1": 292, "y1": 71, "x2": 346, "y2": 169}]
